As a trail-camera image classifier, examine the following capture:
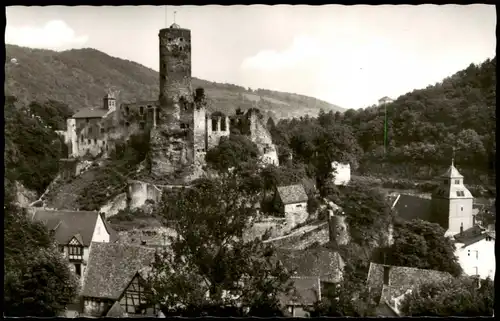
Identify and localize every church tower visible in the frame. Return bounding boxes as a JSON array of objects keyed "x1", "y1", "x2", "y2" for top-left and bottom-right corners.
[{"x1": 431, "y1": 158, "x2": 474, "y2": 237}]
